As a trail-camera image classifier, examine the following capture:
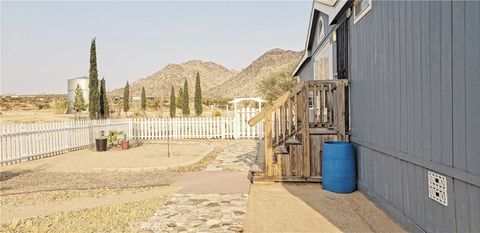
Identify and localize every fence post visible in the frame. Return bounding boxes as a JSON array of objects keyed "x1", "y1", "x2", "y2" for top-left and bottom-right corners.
[
  {"x1": 221, "y1": 117, "x2": 225, "y2": 139},
  {"x1": 19, "y1": 124, "x2": 25, "y2": 160},
  {"x1": 128, "y1": 118, "x2": 133, "y2": 140},
  {"x1": 89, "y1": 120, "x2": 94, "y2": 146},
  {"x1": 64, "y1": 121, "x2": 68, "y2": 151}
]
